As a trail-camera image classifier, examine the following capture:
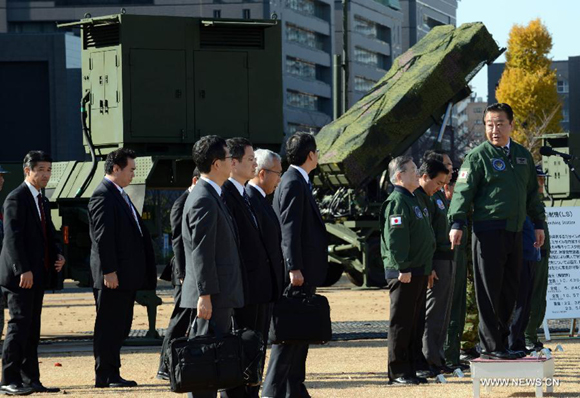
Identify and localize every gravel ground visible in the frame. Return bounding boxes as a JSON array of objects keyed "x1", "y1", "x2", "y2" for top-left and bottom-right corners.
[{"x1": 6, "y1": 276, "x2": 579, "y2": 397}]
